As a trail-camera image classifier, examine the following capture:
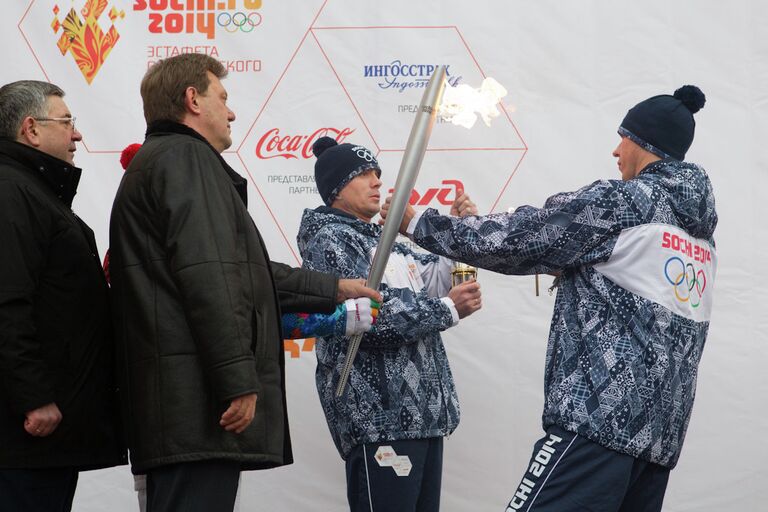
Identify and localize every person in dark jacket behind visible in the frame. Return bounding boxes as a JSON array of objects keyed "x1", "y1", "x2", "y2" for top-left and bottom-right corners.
[
  {"x1": 384, "y1": 86, "x2": 717, "y2": 512},
  {"x1": 109, "y1": 54, "x2": 380, "y2": 512},
  {"x1": 0, "y1": 80, "x2": 126, "y2": 511}
]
